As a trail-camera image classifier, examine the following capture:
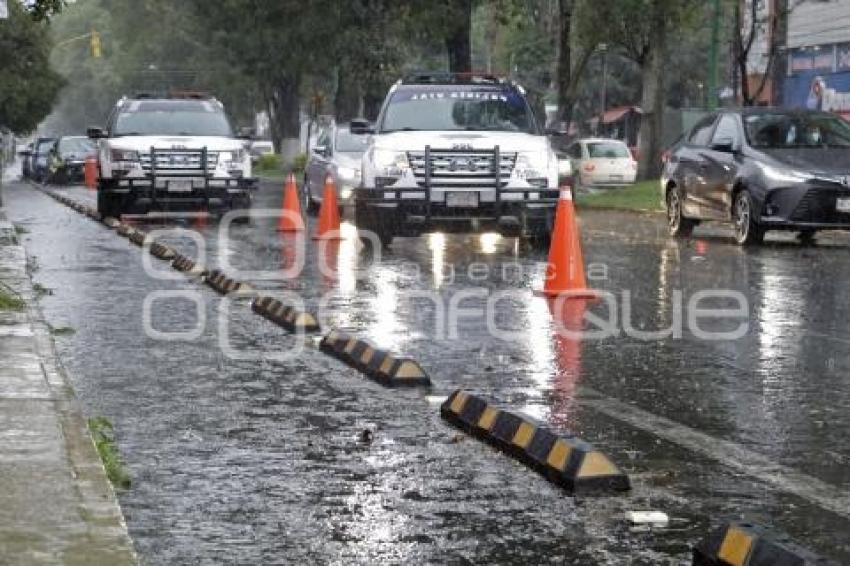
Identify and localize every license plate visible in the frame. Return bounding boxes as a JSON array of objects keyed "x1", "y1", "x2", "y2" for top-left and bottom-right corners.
[
  {"x1": 168, "y1": 180, "x2": 193, "y2": 193},
  {"x1": 446, "y1": 192, "x2": 478, "y2": 207},
  {"x1": 837, "y1": 198, "x2": 850, "y2": 213}
]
